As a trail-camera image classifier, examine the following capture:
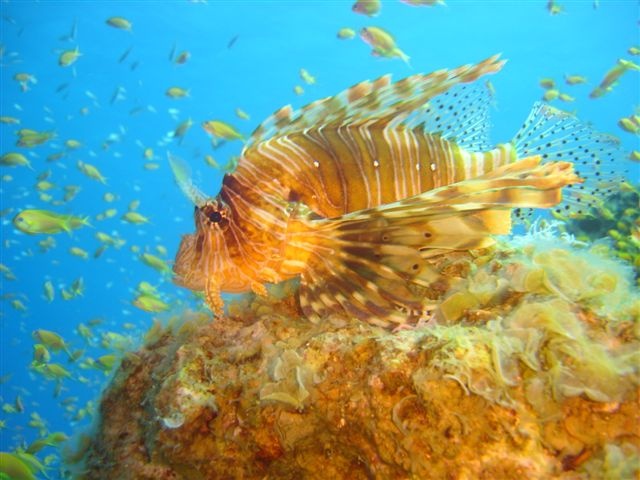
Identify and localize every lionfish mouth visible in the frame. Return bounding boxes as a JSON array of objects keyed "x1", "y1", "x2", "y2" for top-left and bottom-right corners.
[{"x1": 172, "y1": 234, "x2": 206, "y2": 291}]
